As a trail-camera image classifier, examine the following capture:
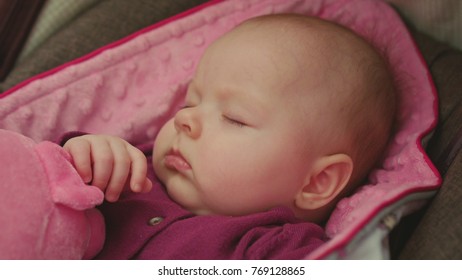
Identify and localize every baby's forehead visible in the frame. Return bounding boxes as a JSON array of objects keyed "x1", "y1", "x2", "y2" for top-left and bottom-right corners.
[
  {"x1": 202, "y1": 15, "x2": 383, "y2": 104},
  {"x1": 234, "y1": 15, "x2": 374, "y2": 61}
]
